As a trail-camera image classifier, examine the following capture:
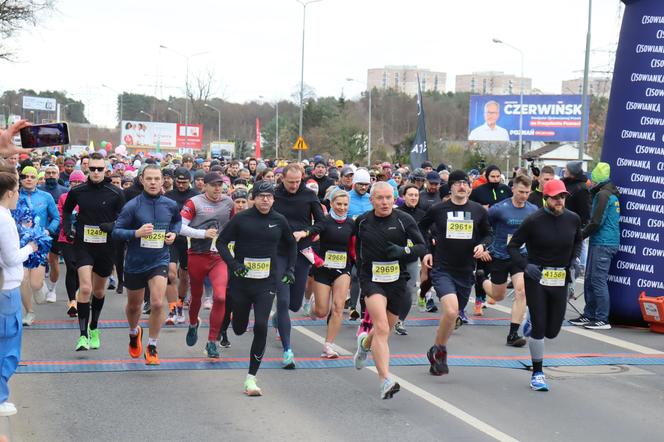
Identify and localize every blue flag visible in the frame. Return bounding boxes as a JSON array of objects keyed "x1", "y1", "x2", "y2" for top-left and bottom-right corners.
[{"x1": 409, "y1": 74, "x2": 428, "y2": 169}]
